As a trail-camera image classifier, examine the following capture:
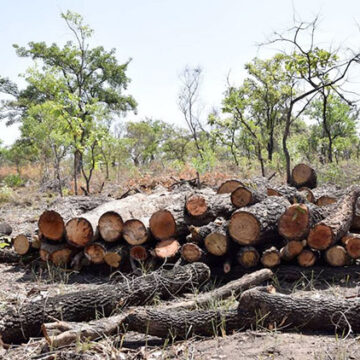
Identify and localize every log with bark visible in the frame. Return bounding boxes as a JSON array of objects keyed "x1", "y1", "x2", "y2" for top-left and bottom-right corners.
[
  {"x1": 307, "y1": 187, "x2": 360, "y2": 250},
  {"x1": 39, "y1": 241, "x2": 73, "y2": 266},
  {"x1": 12, "y1": 234, "x2": 41, "y2": 255},
  {"x1": 231, "y1": 185, "x2": 266, "y2": 208},
  {"x1": 42, "y1": 269, "x2": 273, "y2": 347},
  {"x1": 0, "y1": 262, "x2": 210, "y2": 344},
  {"x1": 267, "y1": 185, "x2": 308, "y2": 204},
  {"x1": 278, "y1": 203, "x2": 333, "y2": 241},
  {"x1": 291, "y1": 163, "x2": 317, "y2": 189},
  {"x1": 229, "y1": 197, "x2": 290, "y2": 245},
  {"x1": 312, "y1": 186, "x2": 344, "y2": 207}
]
